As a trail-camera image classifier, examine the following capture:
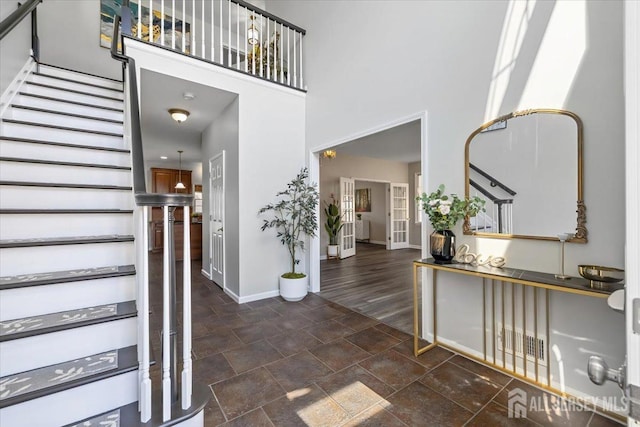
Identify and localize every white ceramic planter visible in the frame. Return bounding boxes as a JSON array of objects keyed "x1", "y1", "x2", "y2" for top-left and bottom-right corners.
[
  {"x1": 327, "y1": 245, "x2": 339, "y2": 257},
  {"x1": 279, "y1": 275, "x2": 308, "y2": 301}
]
